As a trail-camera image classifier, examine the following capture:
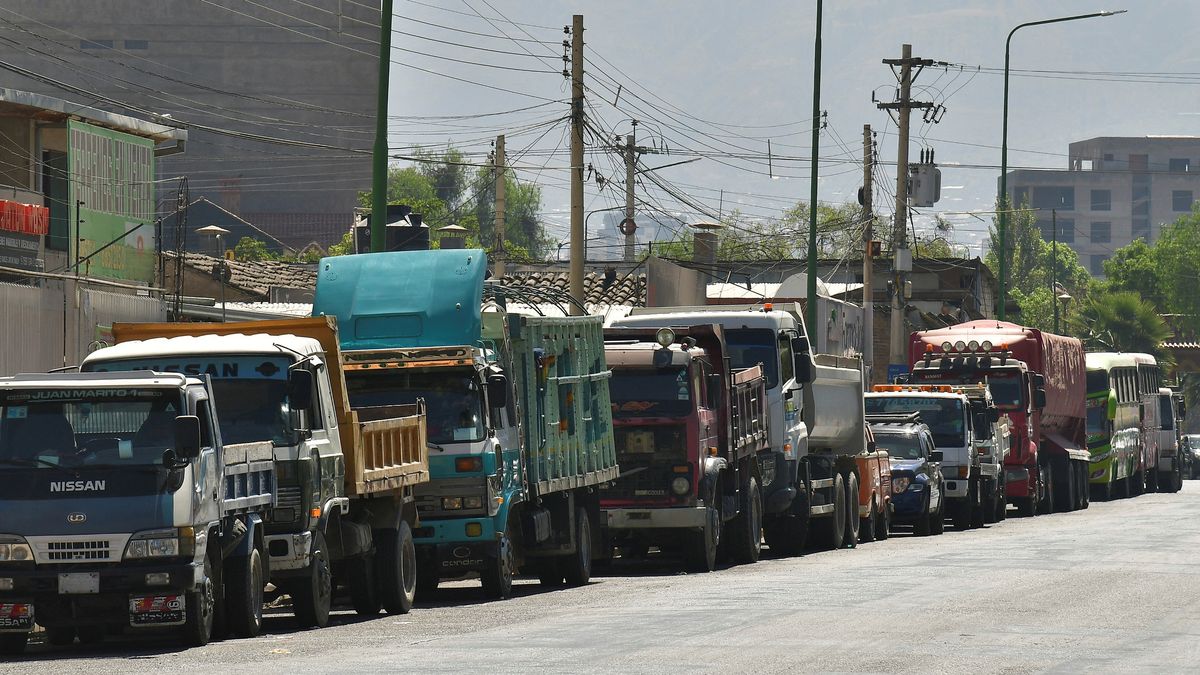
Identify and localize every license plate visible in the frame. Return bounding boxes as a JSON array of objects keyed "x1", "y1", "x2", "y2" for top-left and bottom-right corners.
[
  {"x1": 129, "y1": 594, "x2": 185, "y2": 626},
  {"x1": 58, "y1": 572, "x2": 100, "y2": 594},
  {"x1": 0, "y1": 603, "x2": 34, "y2": 631}
]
